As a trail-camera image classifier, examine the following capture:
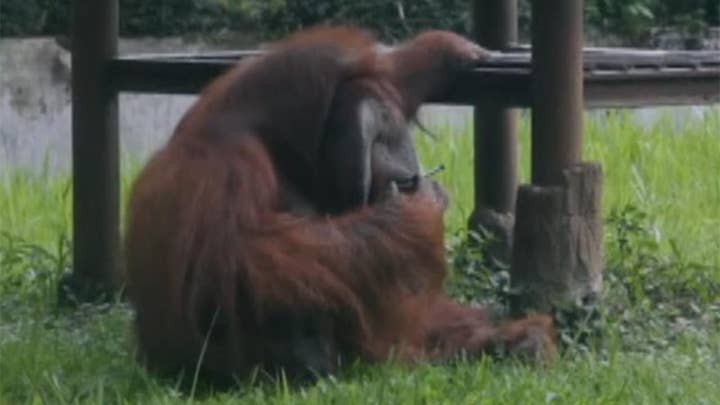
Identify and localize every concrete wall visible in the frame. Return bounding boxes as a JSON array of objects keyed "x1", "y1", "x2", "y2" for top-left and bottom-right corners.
[{"x1": 0, "y1": 37, "x2": 239, "y2": 173}]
